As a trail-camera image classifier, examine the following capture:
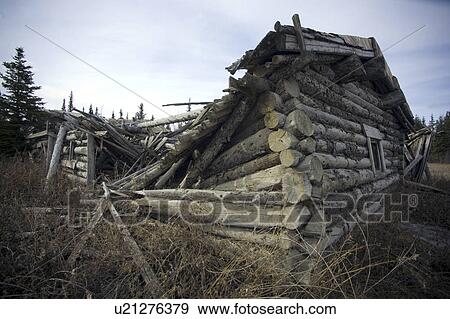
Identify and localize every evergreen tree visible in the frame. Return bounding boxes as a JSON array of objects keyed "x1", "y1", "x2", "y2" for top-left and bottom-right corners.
[
  {"x1": 429, "y1": 113, "x2": 435, "y2": 126},
  {"x1": 432, "y1": 112, "x2": 450, "y2": 154},
  {"x1": 413, "y1": 114, "x2": 423, "y2": 130},
  {"x1": 111, "y1": 110, "x2": 115, "y2": 119},
  {"x1": 0, "y1": 47, "x2": 44, "y2": 154},
  {"x1": 62, "y1": 98, "x2": 66, "y2": 111},
  {"x1": 68, "y1": 91, "x2": 74, "y2": 111},
  {"x1": 151, "y1": 114, "x2": 155, "y2": 121},
  {"x1": 135, "y1": 103, "x2": 145, "y2": 120},
  {"x1": 119, "y1": 109, "x2": 123, "y2": 119},
  {"x1": 95, "y1": 106, "x2": 98, "y2": 116},
  {"x1": 82, "y1": 106, "x2": 85, "y2": 112},
  {"x1": 126, "y1": 113, "x2": 129, "y2": 120},
  {"x1": 89, "y1": 104, "x2": 93, "y2": 114}
]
